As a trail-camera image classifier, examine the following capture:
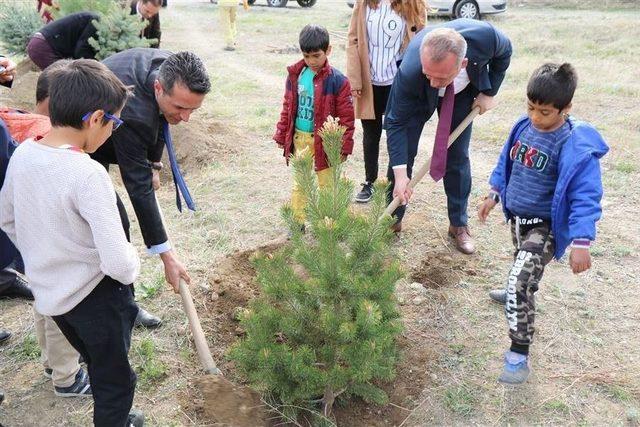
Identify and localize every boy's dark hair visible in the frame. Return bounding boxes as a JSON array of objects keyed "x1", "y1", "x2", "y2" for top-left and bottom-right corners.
[
  {"x1": 527, "y1": 63, "x2": 578, "y2": 110},
  {"x1": 141, "y1": 0, "x2": 162, "y2": 5},
  {"x1": 299, "y1": 25, "x2": 330, "y2": 53},
  {"x1": 47, "y1": 59, "x2": 130, "y2": 130},
  {"x1": 158, "y1": 51, "x2": 211, "y2": 95},
  {"x1": 36, "y1": 59, "x2": 72, "y2": 104}
]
